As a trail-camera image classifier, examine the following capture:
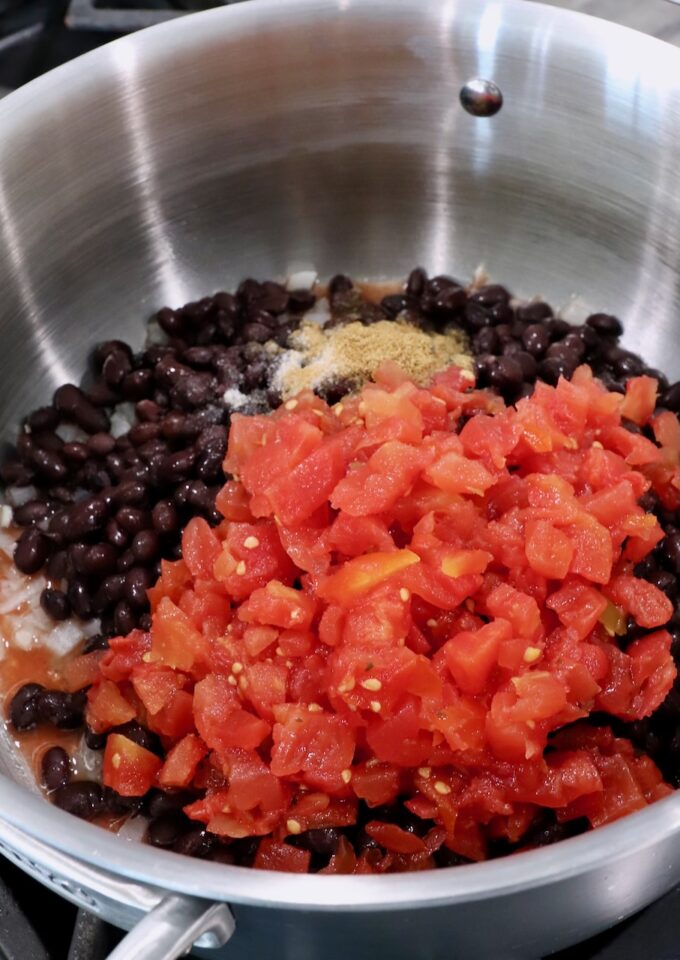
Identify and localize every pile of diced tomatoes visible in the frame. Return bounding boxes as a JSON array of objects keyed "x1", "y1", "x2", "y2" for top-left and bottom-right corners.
[{"x1": 74, "y1": 362, "x2": 680, "y2": 872}]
